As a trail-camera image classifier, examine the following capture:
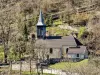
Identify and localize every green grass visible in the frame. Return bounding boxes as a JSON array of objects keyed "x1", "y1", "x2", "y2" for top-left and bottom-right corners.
[
  {"x1": 0, "y1": 52, "x2": 4, "y2": 61},
  {"x1": 0, "y1": 46, "x2": 4, "y2": 62},
  {"x1": 78, "y1": 27, "x2": 86, "y2": 38},
  {"x1": 50, "y1": 59, "x2": 88, "y2": 70},
  {"x1": 0, "y1": 46, "x2": 20, "y2": 62},
  {"x1": 53, "y1": 19, "x2": 63, "y2": 26},
  {"x1": 47, "y1": 27, "x2": 69, "y2": 36}
]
